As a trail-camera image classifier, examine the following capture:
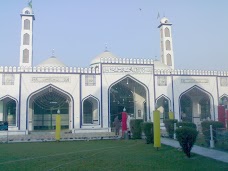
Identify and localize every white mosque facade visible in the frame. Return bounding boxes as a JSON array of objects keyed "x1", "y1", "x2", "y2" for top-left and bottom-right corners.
[{"x1": 1, "y1": 6, "x2": 228, "y2": 134}]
